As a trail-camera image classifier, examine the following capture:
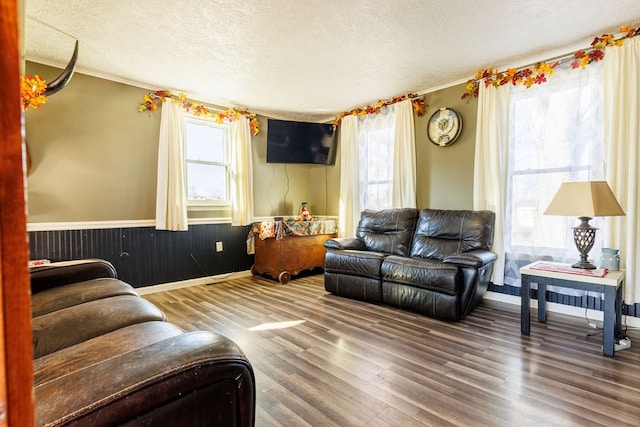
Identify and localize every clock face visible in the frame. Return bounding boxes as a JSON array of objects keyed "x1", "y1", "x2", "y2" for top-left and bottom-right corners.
[{"x1": 427, "y1": 108, "x2": 462, "y2": 146}]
